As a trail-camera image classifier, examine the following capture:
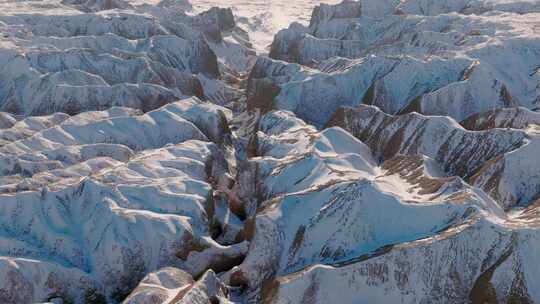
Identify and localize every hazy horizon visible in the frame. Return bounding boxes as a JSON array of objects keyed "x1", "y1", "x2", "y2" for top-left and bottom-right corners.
[{"x1": 193, "y1": 0, "x2": 341, "y2": 52}]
